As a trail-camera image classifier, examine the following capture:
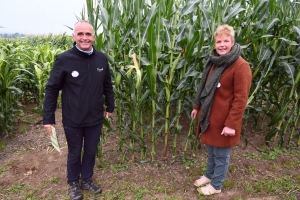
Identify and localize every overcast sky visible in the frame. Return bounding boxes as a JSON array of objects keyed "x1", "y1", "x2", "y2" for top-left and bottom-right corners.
[{"x1": 0, "y1": 0, "x2": 86, "y2": 35}]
